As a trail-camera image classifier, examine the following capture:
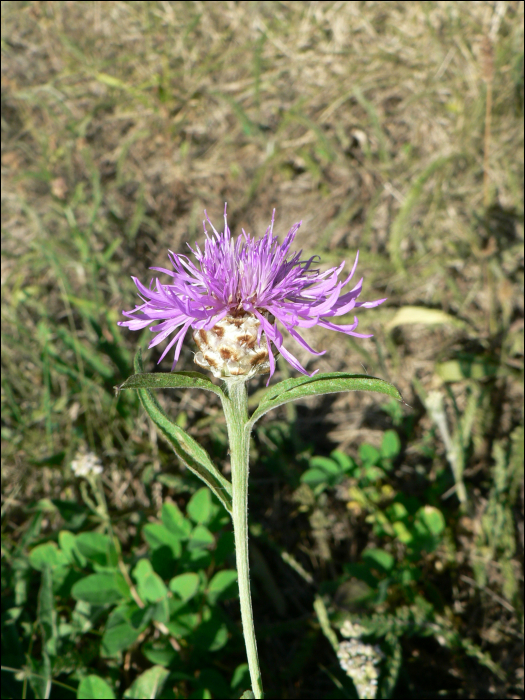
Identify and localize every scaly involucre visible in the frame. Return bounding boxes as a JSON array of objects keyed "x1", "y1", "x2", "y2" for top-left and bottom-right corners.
[{"x1": 119, "y1": 206, "x2": 385, "y2": 381}]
